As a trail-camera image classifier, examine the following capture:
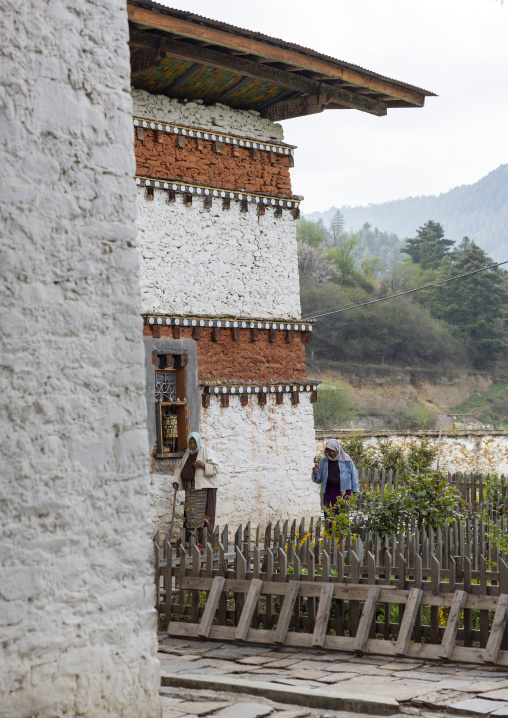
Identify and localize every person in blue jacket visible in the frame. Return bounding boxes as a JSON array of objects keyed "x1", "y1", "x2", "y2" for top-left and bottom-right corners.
[{"x1": 312, "y1": 438, "x2": 359, "y2": 510}]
